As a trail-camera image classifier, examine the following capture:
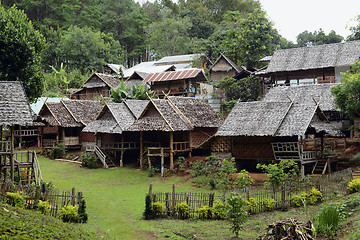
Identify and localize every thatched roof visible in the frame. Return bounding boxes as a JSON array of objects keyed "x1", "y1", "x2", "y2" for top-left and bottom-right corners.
[
  {"x1": 216, "y1": 101, "x2": 339, "y2": 137},
  {"x1": 39, "y1": 100, "x2": 103, "y2": 128},
  {"x1": 82, "y1": 100, "x2": 148, "y2": 134},
  {"x1": 128, "y1": 97, "x2": 221, "y2": 132},
  {"x1": 0, "y1": 81, "x2": 33, "y2": 127},
  {"x1": 143, "y1": 69, "x2": 207, "y2": 83},
  {"x1": 263, "y1": 84, "x2": 338, "y2": 111},
  {"x1": 82, "y1": 73, "x2": 120, "y2": 89},
  {"x1": 265, "y1": 40, "x2": 360, "y2": 73},
  {"x1": 62, "y1": 100, "x2": 103, "y2": 125},
  {"x1": 209, "y1": 53, "x2": 242, "y2": 73},
  {"x1": 168, "y1": 97, "x2": 223, "y2": 128}
]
